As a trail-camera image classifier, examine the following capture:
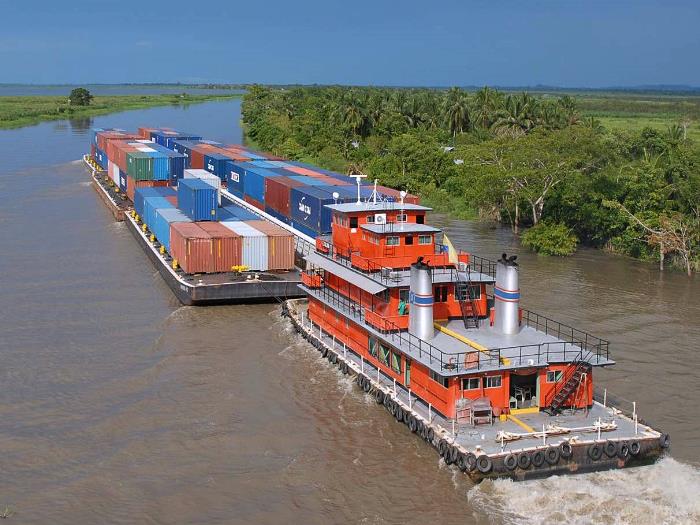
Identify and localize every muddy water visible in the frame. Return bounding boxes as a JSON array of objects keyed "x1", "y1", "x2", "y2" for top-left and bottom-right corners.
[{"x1": 0, "y1": 99, "x2": 698, "y2": 524}]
